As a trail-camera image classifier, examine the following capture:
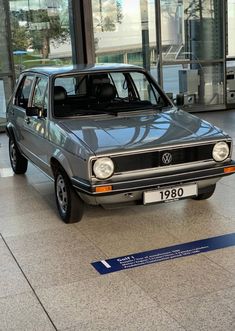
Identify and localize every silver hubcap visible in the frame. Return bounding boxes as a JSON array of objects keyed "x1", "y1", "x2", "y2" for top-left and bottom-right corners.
[
  {"x1": 56, "y1": 175, "x2": 68, "y2": 213},
  {"x1": 10, "y1": 142, "x2": 17, "y2": 168}
]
